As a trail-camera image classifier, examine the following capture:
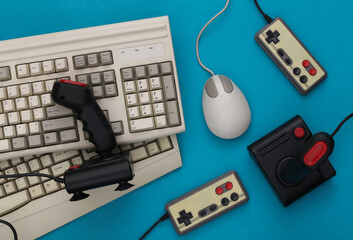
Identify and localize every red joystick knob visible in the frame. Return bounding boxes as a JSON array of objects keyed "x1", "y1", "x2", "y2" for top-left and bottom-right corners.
[
  {"x1": 294, "y1": 127, "x2": 305, "y2": 138},
  {"x1": 60, "y1": 79, "x2": 87, "y2": 87},
  {"x1": 69, "y1": 165, "x2": 81, "y2": 170},
  {"x1": 304, "y1": 141, "x2": 328, "y2": 166}
]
